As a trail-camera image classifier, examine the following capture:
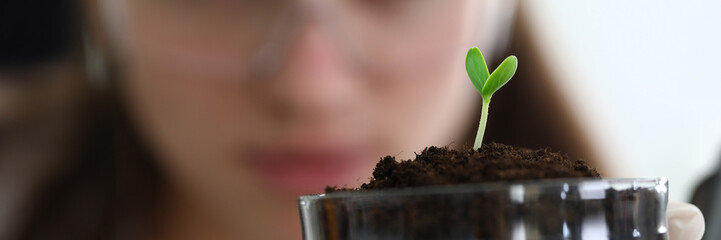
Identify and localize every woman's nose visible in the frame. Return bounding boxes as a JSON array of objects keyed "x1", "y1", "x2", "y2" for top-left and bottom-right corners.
[{"x1": 271, "y1": 22, "x2": 358, "y2": 127}]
